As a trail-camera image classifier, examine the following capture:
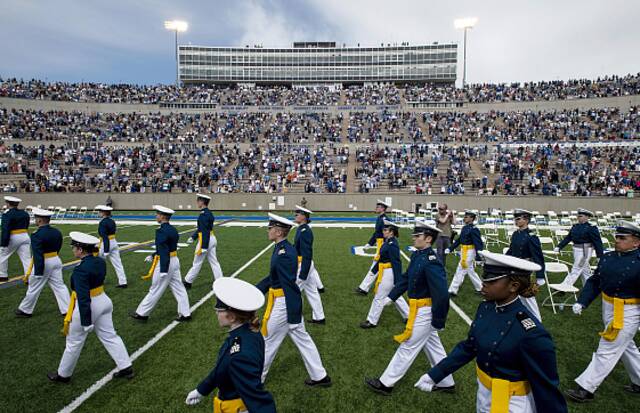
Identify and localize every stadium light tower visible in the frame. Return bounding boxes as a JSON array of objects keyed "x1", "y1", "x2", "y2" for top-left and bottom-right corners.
[
  {"x1": 454, "y1": 17, "x2": 478, "y2": 88},
  {"x1": 164, "y1": 20, "x2": 188, "y2": 87}
]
